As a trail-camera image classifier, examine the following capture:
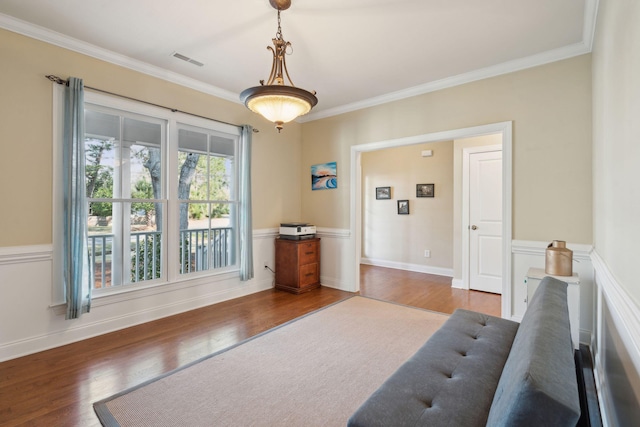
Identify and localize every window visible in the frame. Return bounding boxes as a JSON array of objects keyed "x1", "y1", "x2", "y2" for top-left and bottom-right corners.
[
  {"x1": 85, "y1": 108, "x2": 166, "y2": 288},
  {"x1": 77, "y1": 93, "x2": 240, "y2": 294},
  {"x1": 177, "y1": 125, "x2": 238, "y2": 275}
]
